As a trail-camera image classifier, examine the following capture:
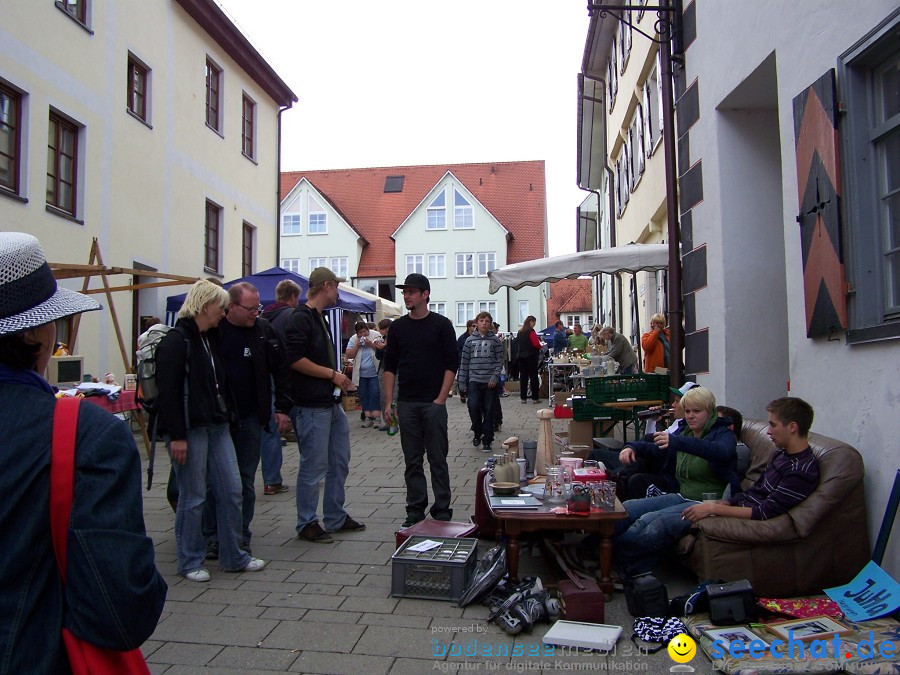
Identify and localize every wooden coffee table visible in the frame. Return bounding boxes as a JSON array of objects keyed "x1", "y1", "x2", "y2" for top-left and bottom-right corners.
[{"x1": 485, "y1": 476, "x2": 628, "y2": 598}]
